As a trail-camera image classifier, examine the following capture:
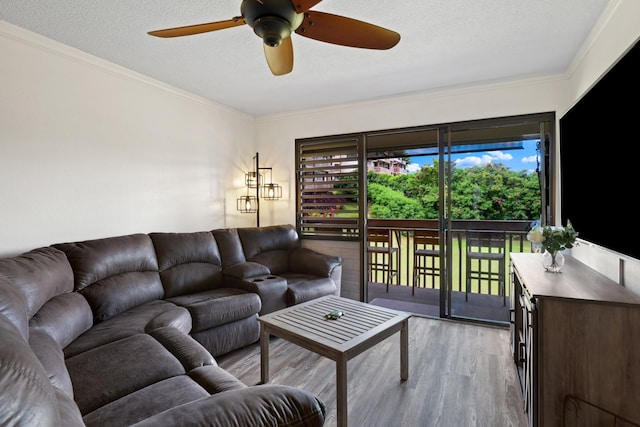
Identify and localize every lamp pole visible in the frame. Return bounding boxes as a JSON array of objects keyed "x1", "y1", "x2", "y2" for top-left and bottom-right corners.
[{"x1": 255, "y1": 152, "x2": 260, "y2": 227}]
